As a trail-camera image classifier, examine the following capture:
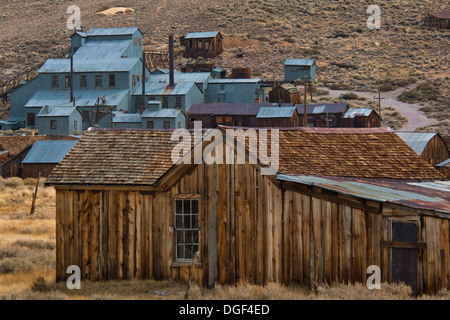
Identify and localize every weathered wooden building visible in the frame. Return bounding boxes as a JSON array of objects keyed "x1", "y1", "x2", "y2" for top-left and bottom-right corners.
[
  {"x1": 296, "y1": 103, "x2": 349, "y2": 127},
  {"x1": 341, "y1": 108, "x2": 381, "y2": 128},
  {"x1": 188, "y1": 103, "x2": 278, "y2": 128},
  {"x1": 47, "y1": 127, "x2": 450, "y2": 294},
  {"x1": 22, "y1": 140, "x2": 78, "y2": 178},
  {"x1": 269, "y1": 83, "x2": 302, "y2": 104},
  {"x1": 256, "y1": 107, "x2": 299, "y2": 127},
  {"x1": 436, "y1": 159, "x2": 450, "y2": 179},
  {"x1": 180, "y1": 32, "x2": 224, "y2": 59},
  {"x1": 396, "y1": 132, "x2": 450, "y2": 168},
  {"x1": 424, "y1": 12, "x2": 450, "y2": 29},
  {"x1": 0, "y1": 135, "x2": 48, "y2": 178}
]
